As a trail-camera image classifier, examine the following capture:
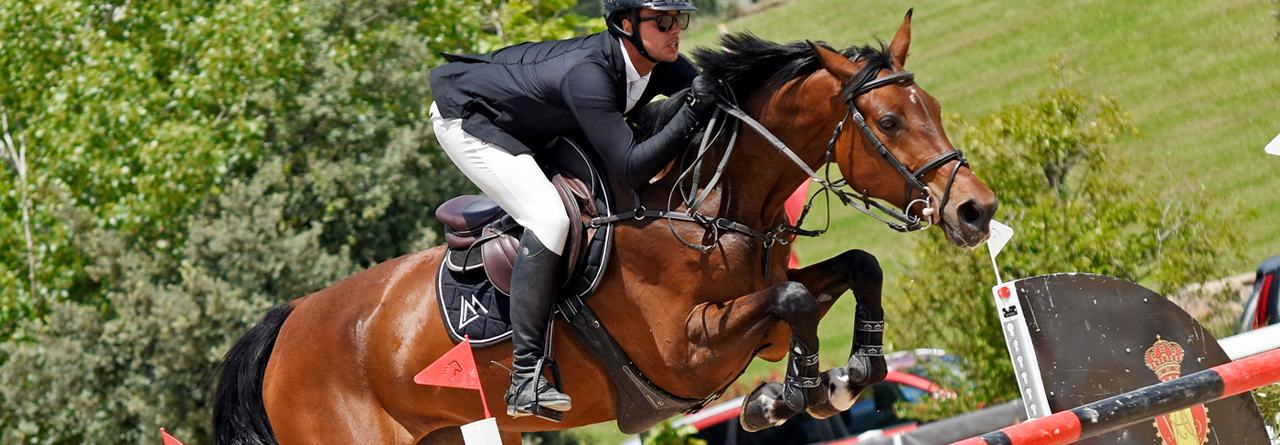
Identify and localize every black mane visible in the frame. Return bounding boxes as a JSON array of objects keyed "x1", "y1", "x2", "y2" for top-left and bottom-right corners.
[{"x1": 635, "y1": 33, "x2": 896, "y2": 138}]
